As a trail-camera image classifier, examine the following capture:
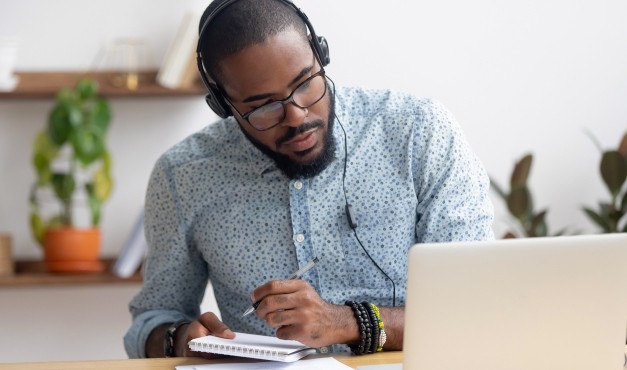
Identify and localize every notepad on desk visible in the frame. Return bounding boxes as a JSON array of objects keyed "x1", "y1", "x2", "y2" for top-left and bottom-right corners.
[
  {"x1": 176, "y1": 357, "x2": 353, "y2": 370},
  {"x1": 188, "y1": 332, "x2": 316, "y2": 362}
]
